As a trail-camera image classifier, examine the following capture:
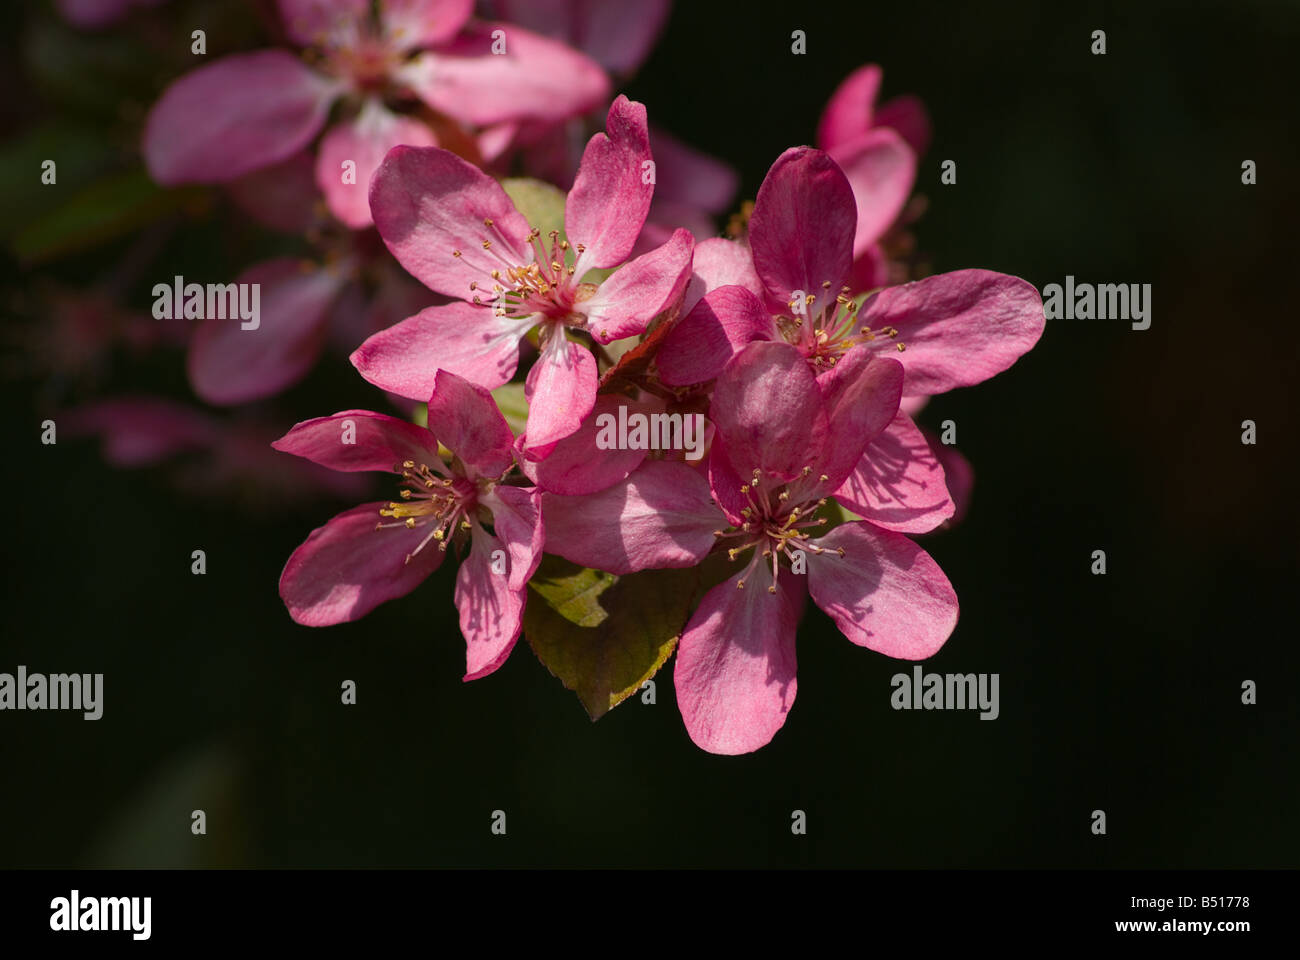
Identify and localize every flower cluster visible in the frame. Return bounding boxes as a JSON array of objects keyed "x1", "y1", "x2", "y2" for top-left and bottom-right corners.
[
  {"x1": 51, "y1": 0, "x2": 1045, "y2": 753},
  {"x1": 273, "y1": 89, "x2": 1044, "y2": 753}
]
